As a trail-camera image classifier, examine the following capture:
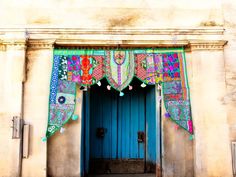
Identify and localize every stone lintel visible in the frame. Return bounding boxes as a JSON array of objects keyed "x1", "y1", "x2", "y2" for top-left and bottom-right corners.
[
  {"x1": 54, "y1": 39, "x2": 189, "y2": 47},
  {"x1": 26, "y1": 27, "x2": 225, "y2": 35},
  {"x1": 0, "y1": 28, "x2": 227, "y2": 51},
  {"x1": 55, "y1": 39, "x2": 227, "y2": 51}
]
